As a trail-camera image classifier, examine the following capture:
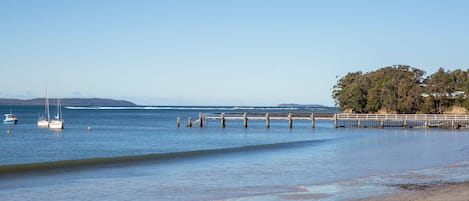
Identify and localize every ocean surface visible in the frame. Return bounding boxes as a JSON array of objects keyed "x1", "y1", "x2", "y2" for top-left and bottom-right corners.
[{"x1": 0, "y1": 105, "x2": 468, "y2": 201}]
